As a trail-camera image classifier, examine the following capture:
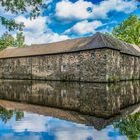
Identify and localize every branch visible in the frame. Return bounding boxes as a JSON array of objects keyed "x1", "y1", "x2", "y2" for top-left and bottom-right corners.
[{"x1": 0, "y1": 16, "x2": 24, "y2": 31}]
